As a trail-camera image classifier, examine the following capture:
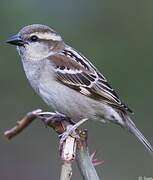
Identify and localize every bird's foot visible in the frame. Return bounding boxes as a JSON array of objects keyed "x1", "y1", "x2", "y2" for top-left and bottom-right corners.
[
  {"x1": 38, "y1": 111, "x2": 74, "y2": 127},
  {"x1": 59, "y1": 118, "x2": 88, "y2": 148}
]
